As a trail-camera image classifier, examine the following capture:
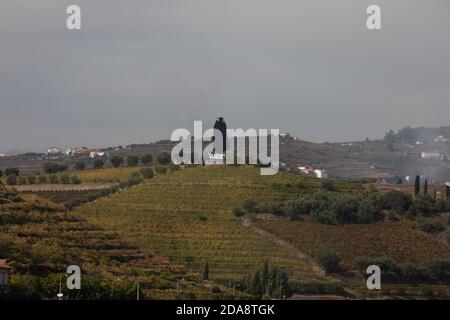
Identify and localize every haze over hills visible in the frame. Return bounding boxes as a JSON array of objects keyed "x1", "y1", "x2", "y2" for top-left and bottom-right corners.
[{"x1": 1, "y1": 126, "x2": 449, "y2": 182}]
